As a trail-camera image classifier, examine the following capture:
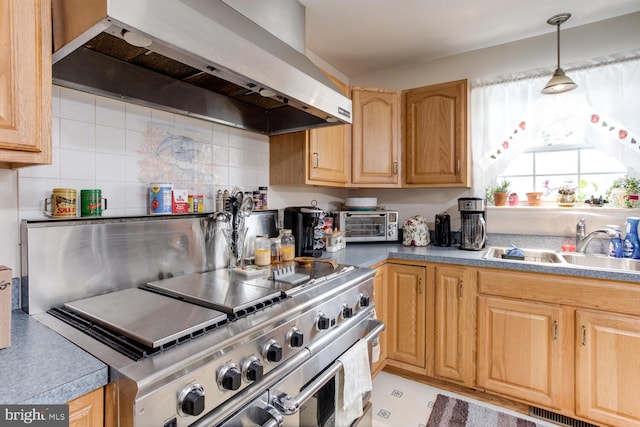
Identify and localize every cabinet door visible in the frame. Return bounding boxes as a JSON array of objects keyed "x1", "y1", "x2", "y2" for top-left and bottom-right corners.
[
  {"x1": 434, "y1": 265, "x2": 476, "y2": 386},
  {"x1": 0, "y1": 0, "x2": 52, "y2": 167},
  {"x1": 404, "y1": 79, "x2": 468, "y2": 187},
  {"x1": 371, "y1": 264, "x2": 387, "y2": 375},
  {"x1": 387, "y1": 263, "x2": 426, "y2": 368},
  {"x1": 477, "y1": 296, "x2": 563, "y2": 408},
  {"x1": 351, "y1": 88, "x2": 401, "y2": 186},
  {"x1": 68, "y1": 387, "x2": 104, "y2": 427},
  {"x1": 308, "y1": 125, "x2": 350, "y2": 184},
  {"x1": 576, "y1": 310, "x2": 640, "y2": 426}
]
